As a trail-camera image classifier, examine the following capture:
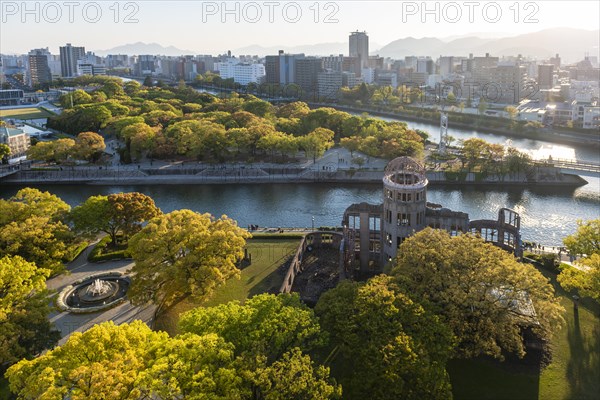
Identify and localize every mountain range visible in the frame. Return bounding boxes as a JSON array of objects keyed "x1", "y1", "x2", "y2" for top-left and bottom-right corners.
[
  {"x1": 92, "y1": 28, "x2": 598, "y2": 63},
  {"x1": 377, "y1": 28, "x2": 598, "y2": 62},
  {"x1": 94, "y1": 42, "x2": 196, "y2": 56}
]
